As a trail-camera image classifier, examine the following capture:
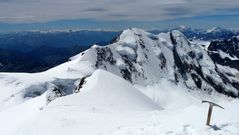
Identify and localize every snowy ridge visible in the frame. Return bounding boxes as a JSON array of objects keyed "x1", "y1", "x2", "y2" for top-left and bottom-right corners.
[{"x1": 50, "y1": 69, "x2": 161, "y2": 112}]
